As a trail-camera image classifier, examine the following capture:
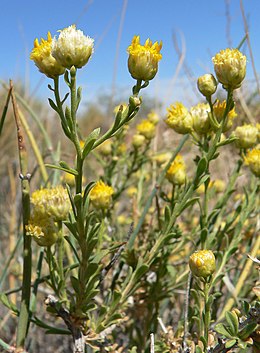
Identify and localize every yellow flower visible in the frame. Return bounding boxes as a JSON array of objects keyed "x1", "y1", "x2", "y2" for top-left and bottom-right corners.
[
  {"x1": 165, "y1": 102, "x2": 193, "y2": 134},
  {"x1": 136, "y1": 119, "x2": 156, "y2": 140},
  {"x1": 31, "y1": 185, "x2": 70, "y2": 221},
  {"x1": 126, "y1": 186, "x2": 138, "y2": 197},
  {"x1": 62, "y1": 172, "x2": 75, "y2": 187},
  {"x1": 212, "y1": 48, "x2": 246, "y2": 90},
  {"x1": 30, "y1": 32, "x2": 65, "y2": 78},
  {"x1": 147, "y1": 110, "x2": 160, "y2": 125},
  {"x1": 233, "y1": 124, "x2": 258, "y2": 149},
  {"x1": 166, "y1": 155, "x2": 186, "y2": 185},
  {"x1": 197, "y1": 73, "x2": 218, "y2": 97},
  {"x1": 190, "y1": 103, "x2": 211, "y2": 135},
  {"x1": 52, "y1": 25, "x2": 94, "y2": 69},
  {"x1": 244, "y1": 149, "x2": 260, "y2": 177},
  {"x1": 132, "y1": 134, "x2": 146, "y2": 148},
  {"x1": 26, "y1": 215, "x2": 59, "y2": 247},
  {"x1": 213, "y1": 100, "x2": 237, "y2": 132},
  {"x1": 90, "y1": 181, "x2": 114, "y2": 209},
  {"x1": 127, "y1": 35, "x2": 162, "y2": 81},
  {"x1": 189, "y1": 250, "x2": 216, "y2": 278}
]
